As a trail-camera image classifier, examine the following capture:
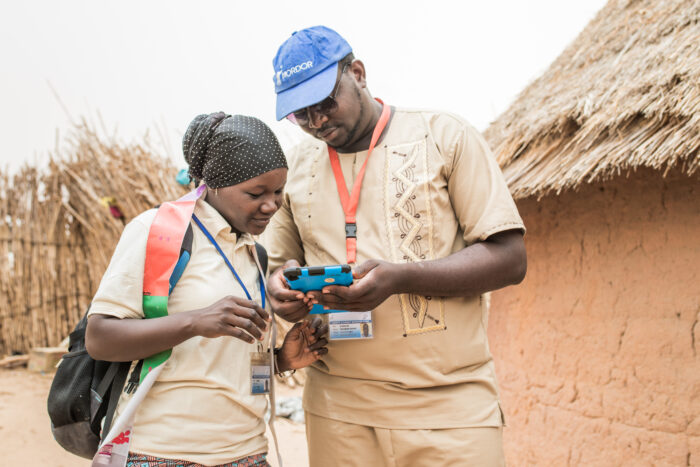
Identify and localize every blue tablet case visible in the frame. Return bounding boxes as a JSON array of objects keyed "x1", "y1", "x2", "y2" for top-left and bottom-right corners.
[{"x1": 284, "y1": 265, "x2": 353, "y2": 314}]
